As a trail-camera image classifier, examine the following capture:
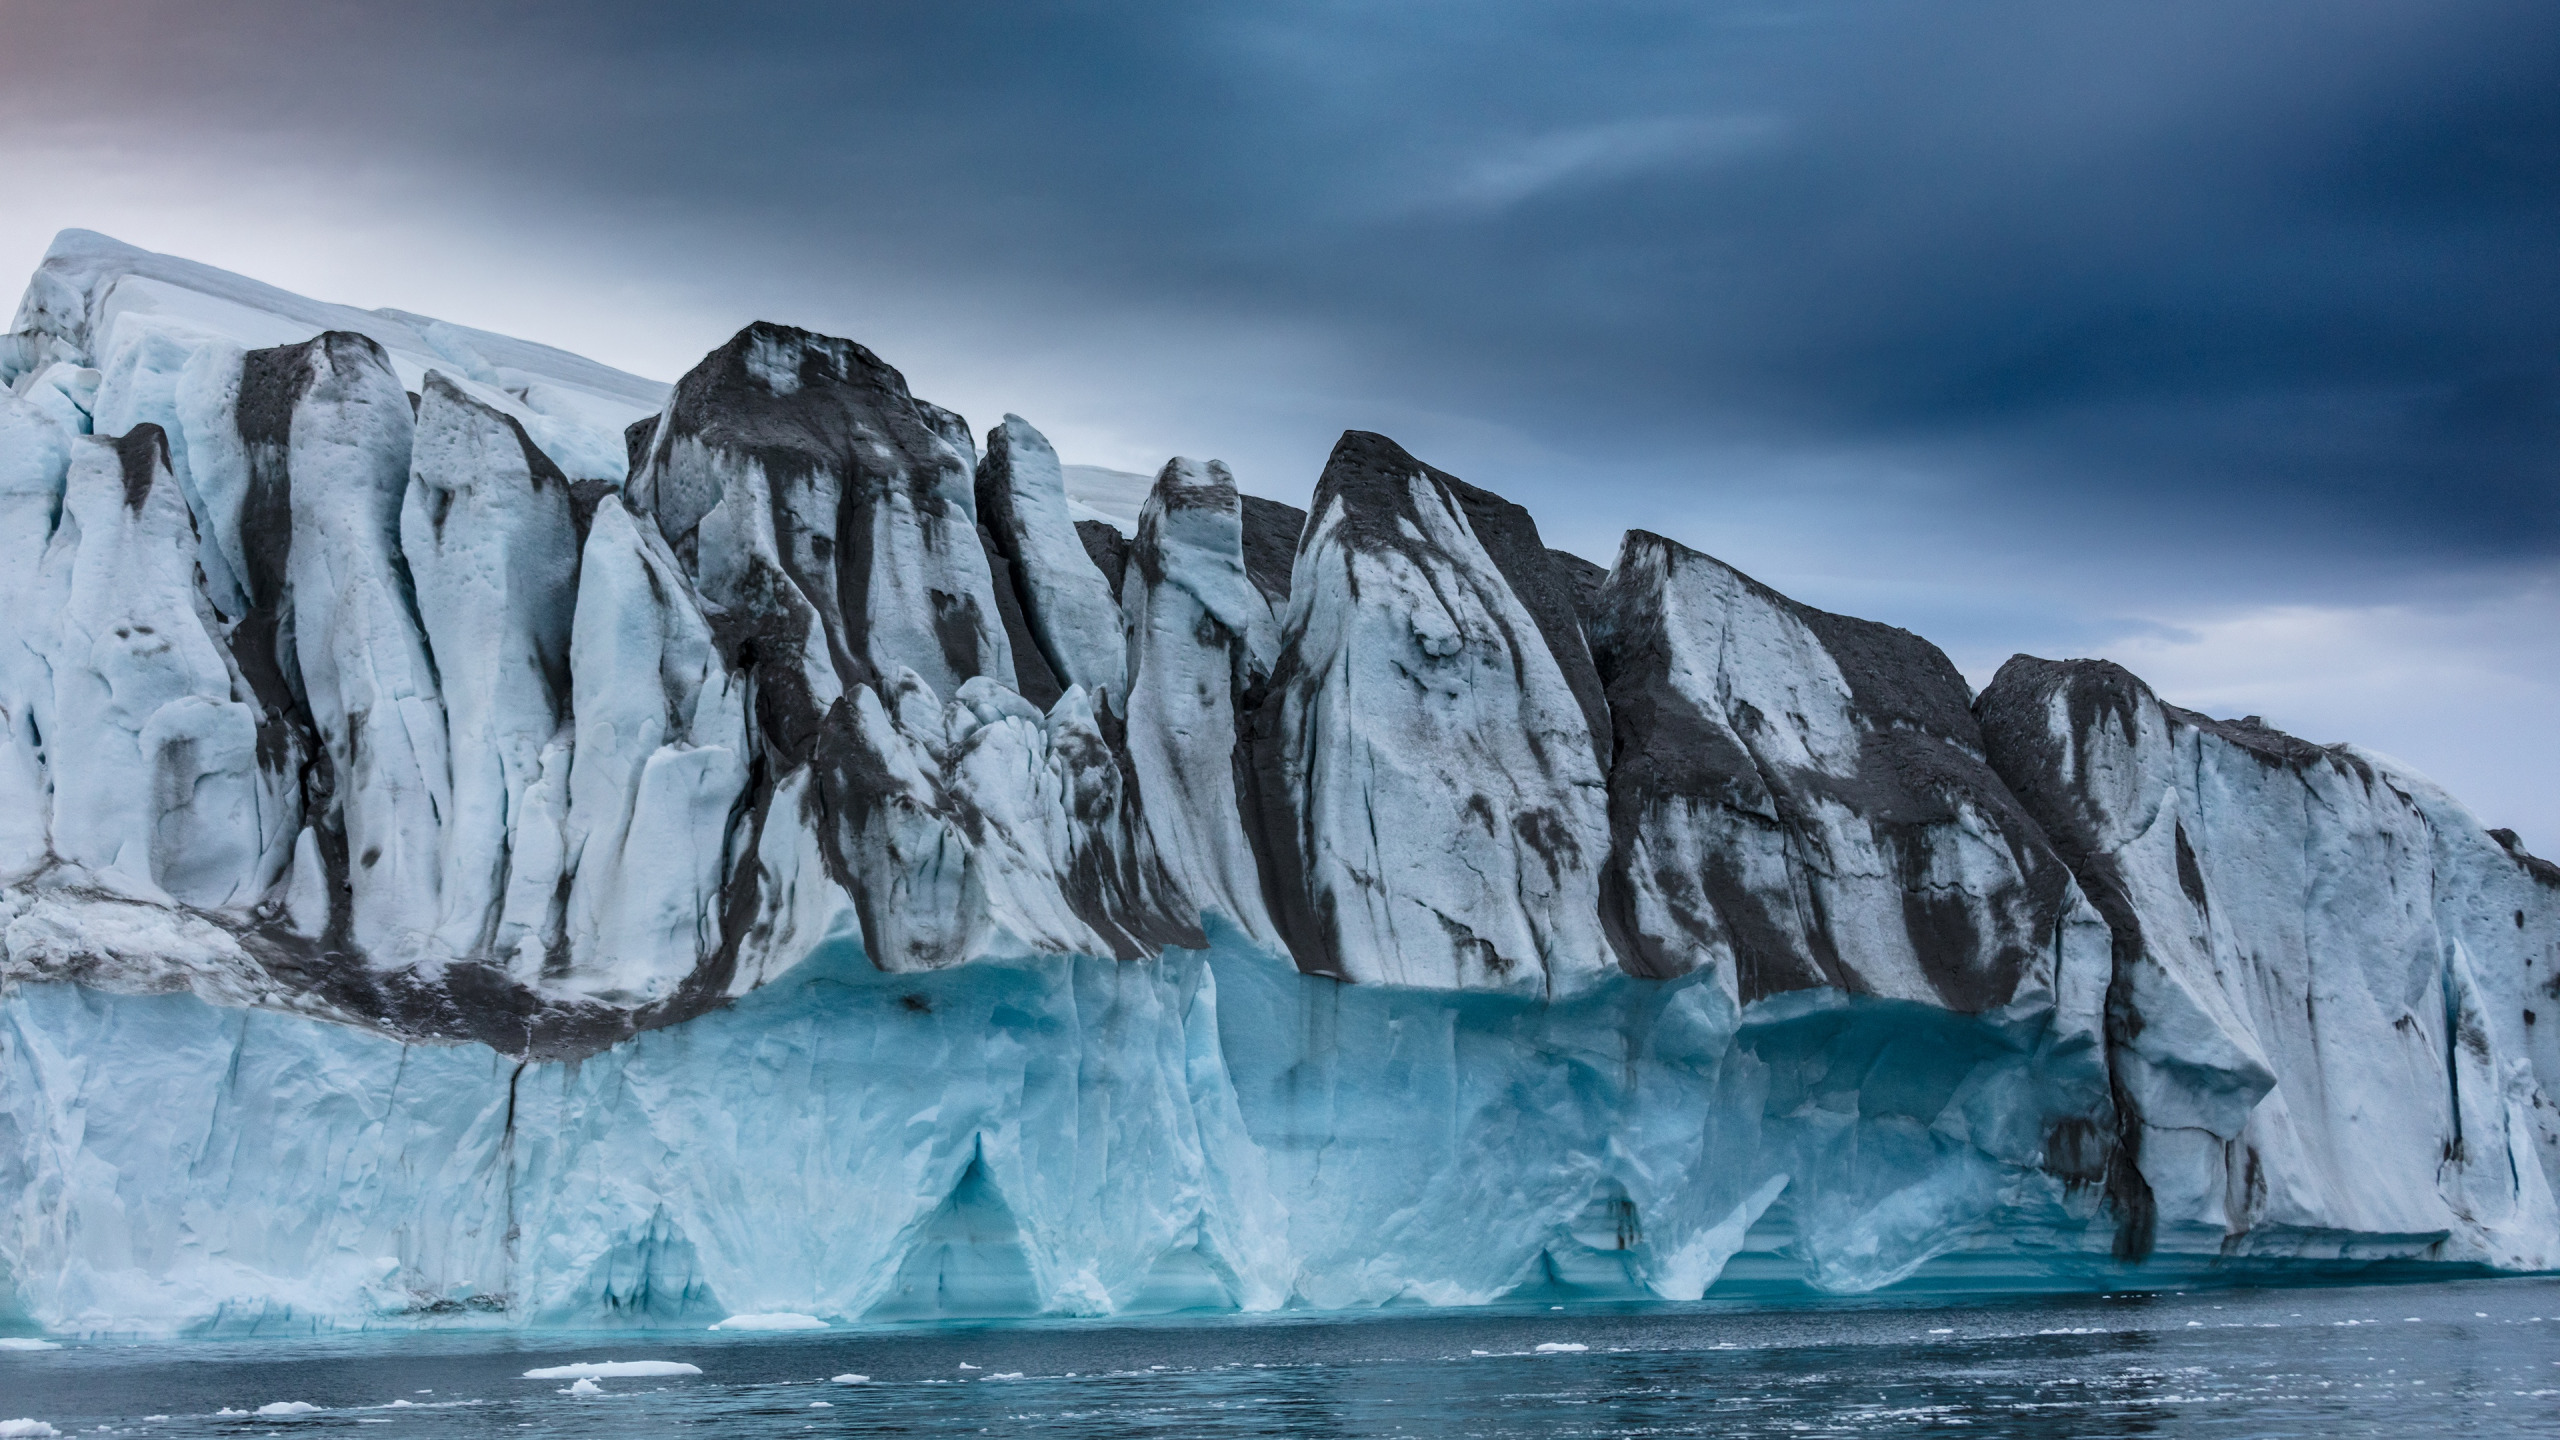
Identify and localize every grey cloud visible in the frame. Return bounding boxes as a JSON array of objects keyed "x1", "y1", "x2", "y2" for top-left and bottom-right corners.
[{"x1": 1, "y1": 1, "x2": 2553, "y2": 826}]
